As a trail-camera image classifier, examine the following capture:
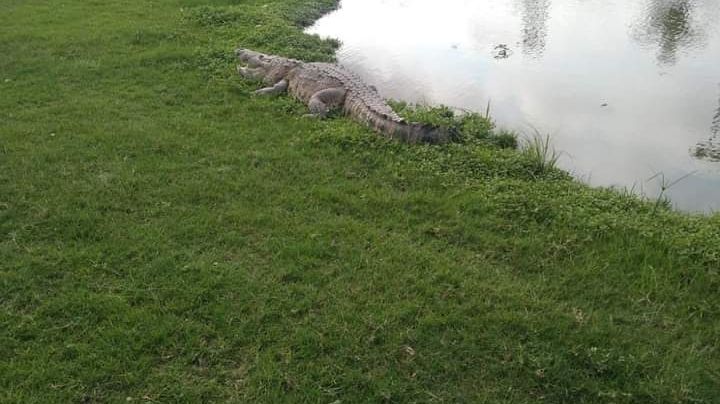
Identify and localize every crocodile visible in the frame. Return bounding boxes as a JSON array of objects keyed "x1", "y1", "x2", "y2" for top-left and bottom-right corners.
[{"x1": 236, "y1": 48, "x2": 450, "y2": 144}]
